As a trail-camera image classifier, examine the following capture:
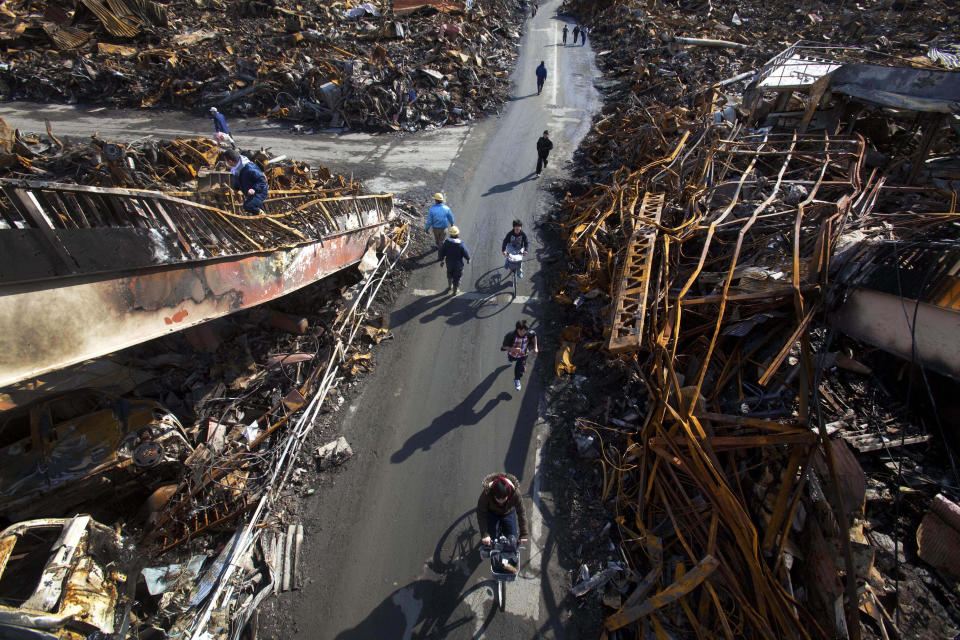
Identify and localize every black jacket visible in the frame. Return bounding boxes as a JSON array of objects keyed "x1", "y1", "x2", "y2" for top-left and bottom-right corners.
[
  {"x1": 439, "y1": 237, "x2": 470, "y2": 269},
  {"x1": 501, "y1": 230, "x2": 529, "y2": 254},
  {"x1": 536, "y1": 135, "x2": 553, "y2": 157}
]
